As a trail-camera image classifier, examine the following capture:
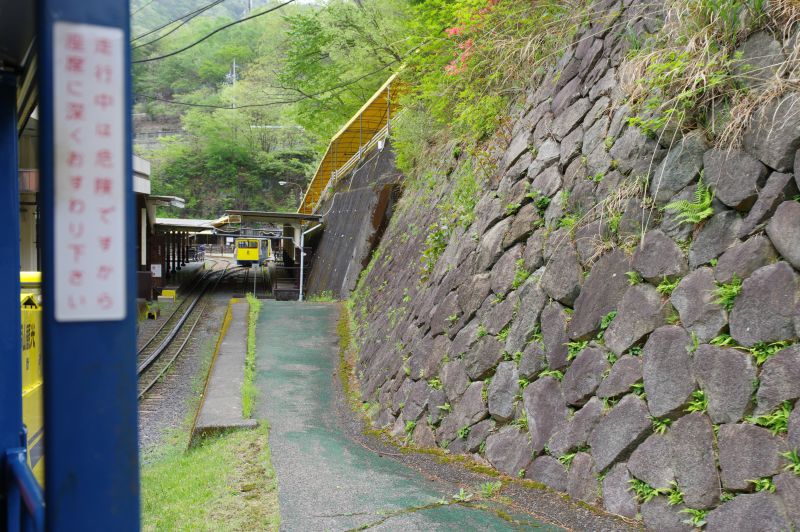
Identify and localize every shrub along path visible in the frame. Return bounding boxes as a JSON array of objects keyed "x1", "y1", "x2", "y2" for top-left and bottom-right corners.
[{"x1": 254, "y1": 301, "x2": 564, "y2": 530}]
